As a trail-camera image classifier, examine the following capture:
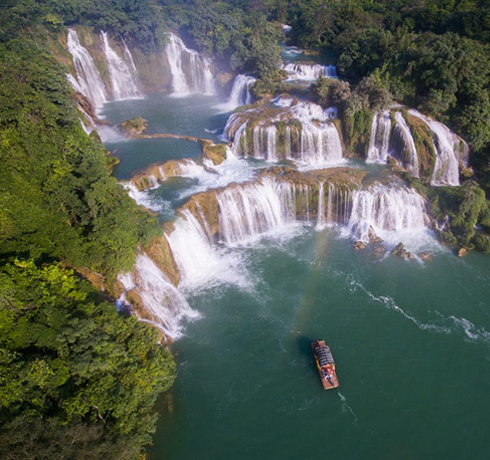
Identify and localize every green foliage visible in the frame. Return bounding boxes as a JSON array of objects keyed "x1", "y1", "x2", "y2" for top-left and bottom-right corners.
[
  {"x1": 0, "y1": 39, "x2": 159, "y2": 277},
  {"x1": 0, "y1": 259, "x2": 176, "y2": 458}
]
